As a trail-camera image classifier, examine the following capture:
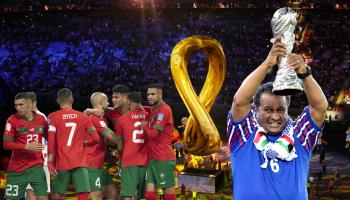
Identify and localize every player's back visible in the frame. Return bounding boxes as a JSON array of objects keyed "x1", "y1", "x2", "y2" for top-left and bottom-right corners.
[
  {"x1": 48, "y1": 108, "x2": 94, "y2": 170},
  {"x1": 116, "y1": 108, "x2": 149, "y2": 167}
]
